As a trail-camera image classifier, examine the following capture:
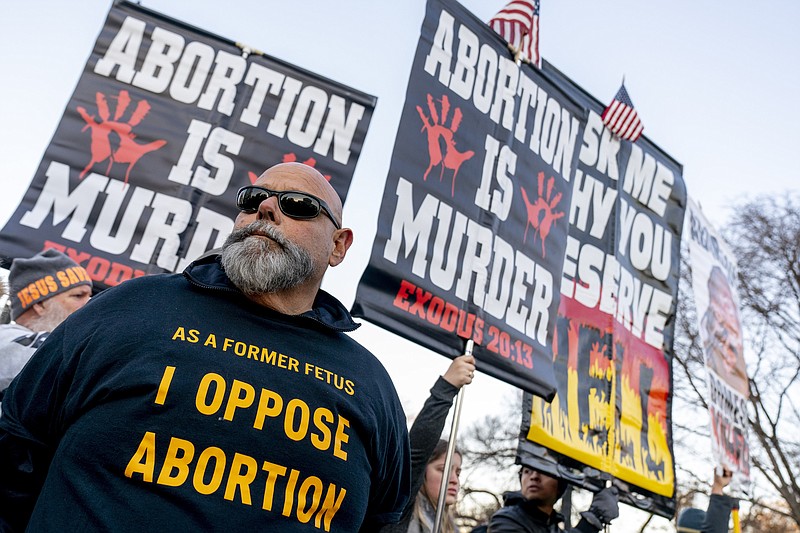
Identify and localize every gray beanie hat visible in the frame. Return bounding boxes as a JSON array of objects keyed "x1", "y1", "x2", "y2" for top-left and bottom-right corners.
[{"x1": 9, "y1": 249, "x2": 93, "y2": 320}]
